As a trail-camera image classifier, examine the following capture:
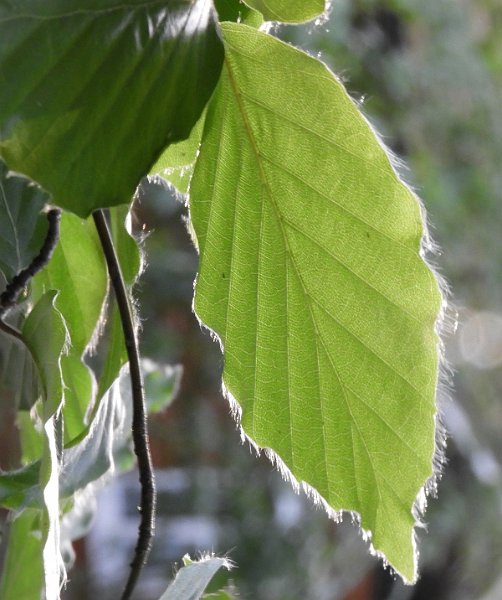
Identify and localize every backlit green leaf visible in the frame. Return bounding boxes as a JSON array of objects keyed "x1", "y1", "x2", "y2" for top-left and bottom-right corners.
[
  {"x1": 190, "y1": 23, "x2": 442, "y2": 581},
  {"x1": 32, "y1": 213, "x2": 108, "y2": 440},
  {"x1": 0, "y1": 0, "x2": 224, "y2": 217},
  {"x1": 150, "y1": 110, "x2": 207, "y2": 195},
  {"x1": 243, "y1": 0, "x2": 325, "y2": 23}
]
